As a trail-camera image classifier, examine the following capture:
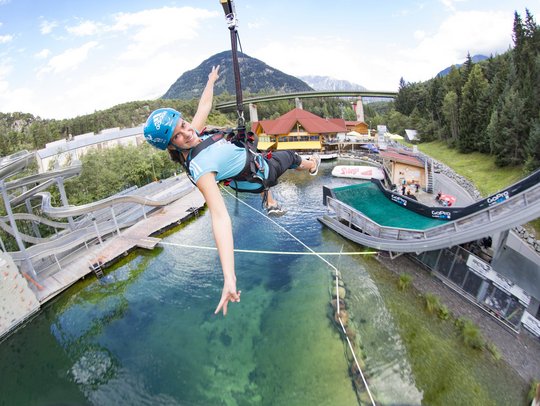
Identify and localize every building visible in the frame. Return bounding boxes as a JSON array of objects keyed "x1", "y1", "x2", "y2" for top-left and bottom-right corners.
[
  {"x1": 379, "y1": 148, "x2": 427, "y2": 189},
  {"x1": 345, "y1": 120, "x2": 369, "y2": 135},
  {"x1": 251, "y1": 108, "x2": 347, "y2": 154},
  {"x1": 36, "y1": 126, "x2": 145, "y2": 173}
]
